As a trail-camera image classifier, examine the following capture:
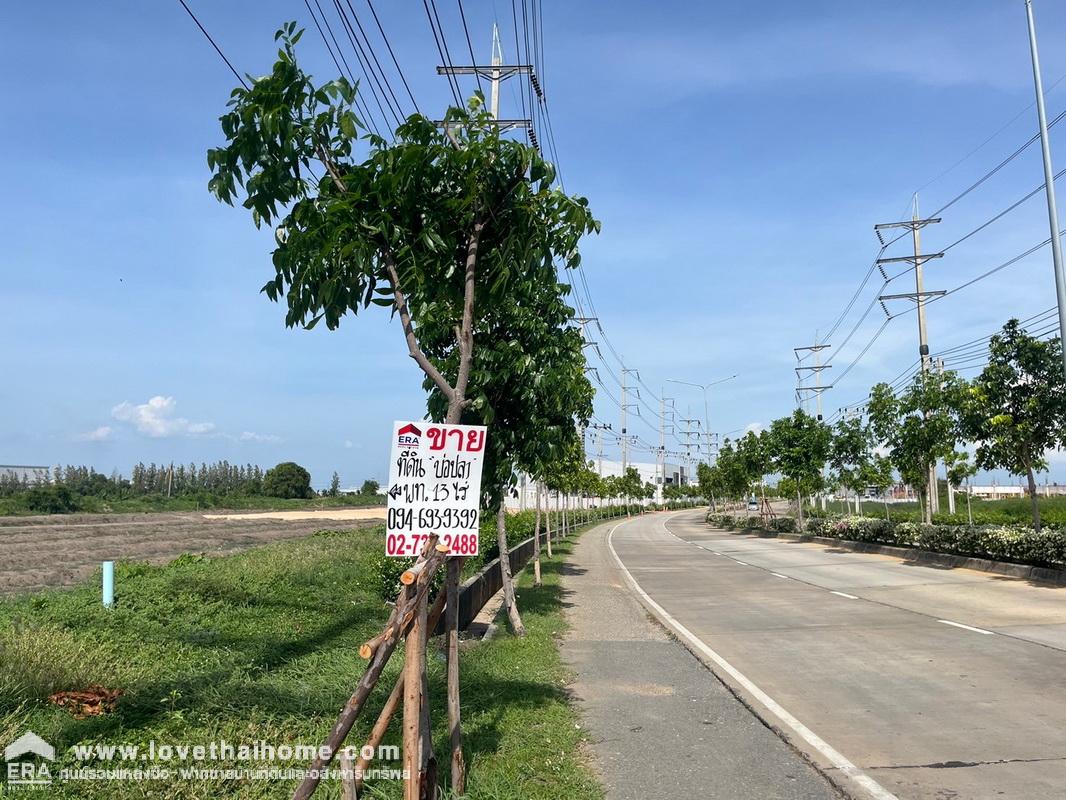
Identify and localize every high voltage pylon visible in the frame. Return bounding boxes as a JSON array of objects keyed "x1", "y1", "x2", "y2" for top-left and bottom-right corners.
[
  {"x1": 794, "y1": 344, "x2": 832, "y2": 420},
  {"x1": 875, "y1": 200, "x2": 944, "y2": 517},
  {"x1": 436, "y1": 25, "x2": 539, "y2": 146}
]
